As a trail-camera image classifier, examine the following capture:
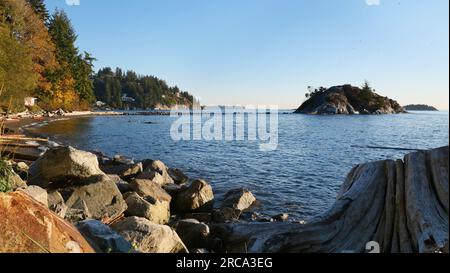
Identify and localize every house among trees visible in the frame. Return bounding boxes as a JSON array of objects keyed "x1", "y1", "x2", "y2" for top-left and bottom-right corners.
[
  {"x1": 24, "y1": 97, "x2": 37, "y2": 108},
  {"x1": 121, "y1": 94, "x2": 136, "y2": 110},
  {"x1": 95, "y1": 101, "x2": 106, "y2": 107},
  {"x1": 121, "y1": 94, "x2": 136, "y2": 103}
]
